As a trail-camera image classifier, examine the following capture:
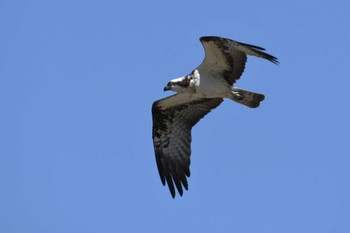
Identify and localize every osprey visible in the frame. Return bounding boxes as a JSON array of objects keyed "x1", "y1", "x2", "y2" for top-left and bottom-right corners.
[{"x1": 152, "y1": 36, "x2": 278, "y2": 198}]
